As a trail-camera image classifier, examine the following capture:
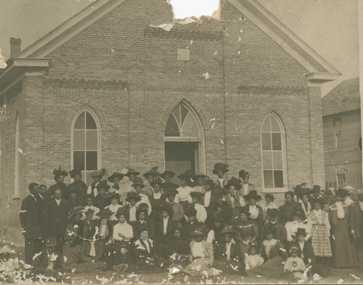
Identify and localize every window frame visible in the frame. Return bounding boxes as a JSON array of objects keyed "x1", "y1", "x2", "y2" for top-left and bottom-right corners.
[
  {"x1": 71, "y1": 110, "x2": 101, "y2": 184},
  {"x1": 260, "y1": 113, "x2": 288, "y2": 193}
]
